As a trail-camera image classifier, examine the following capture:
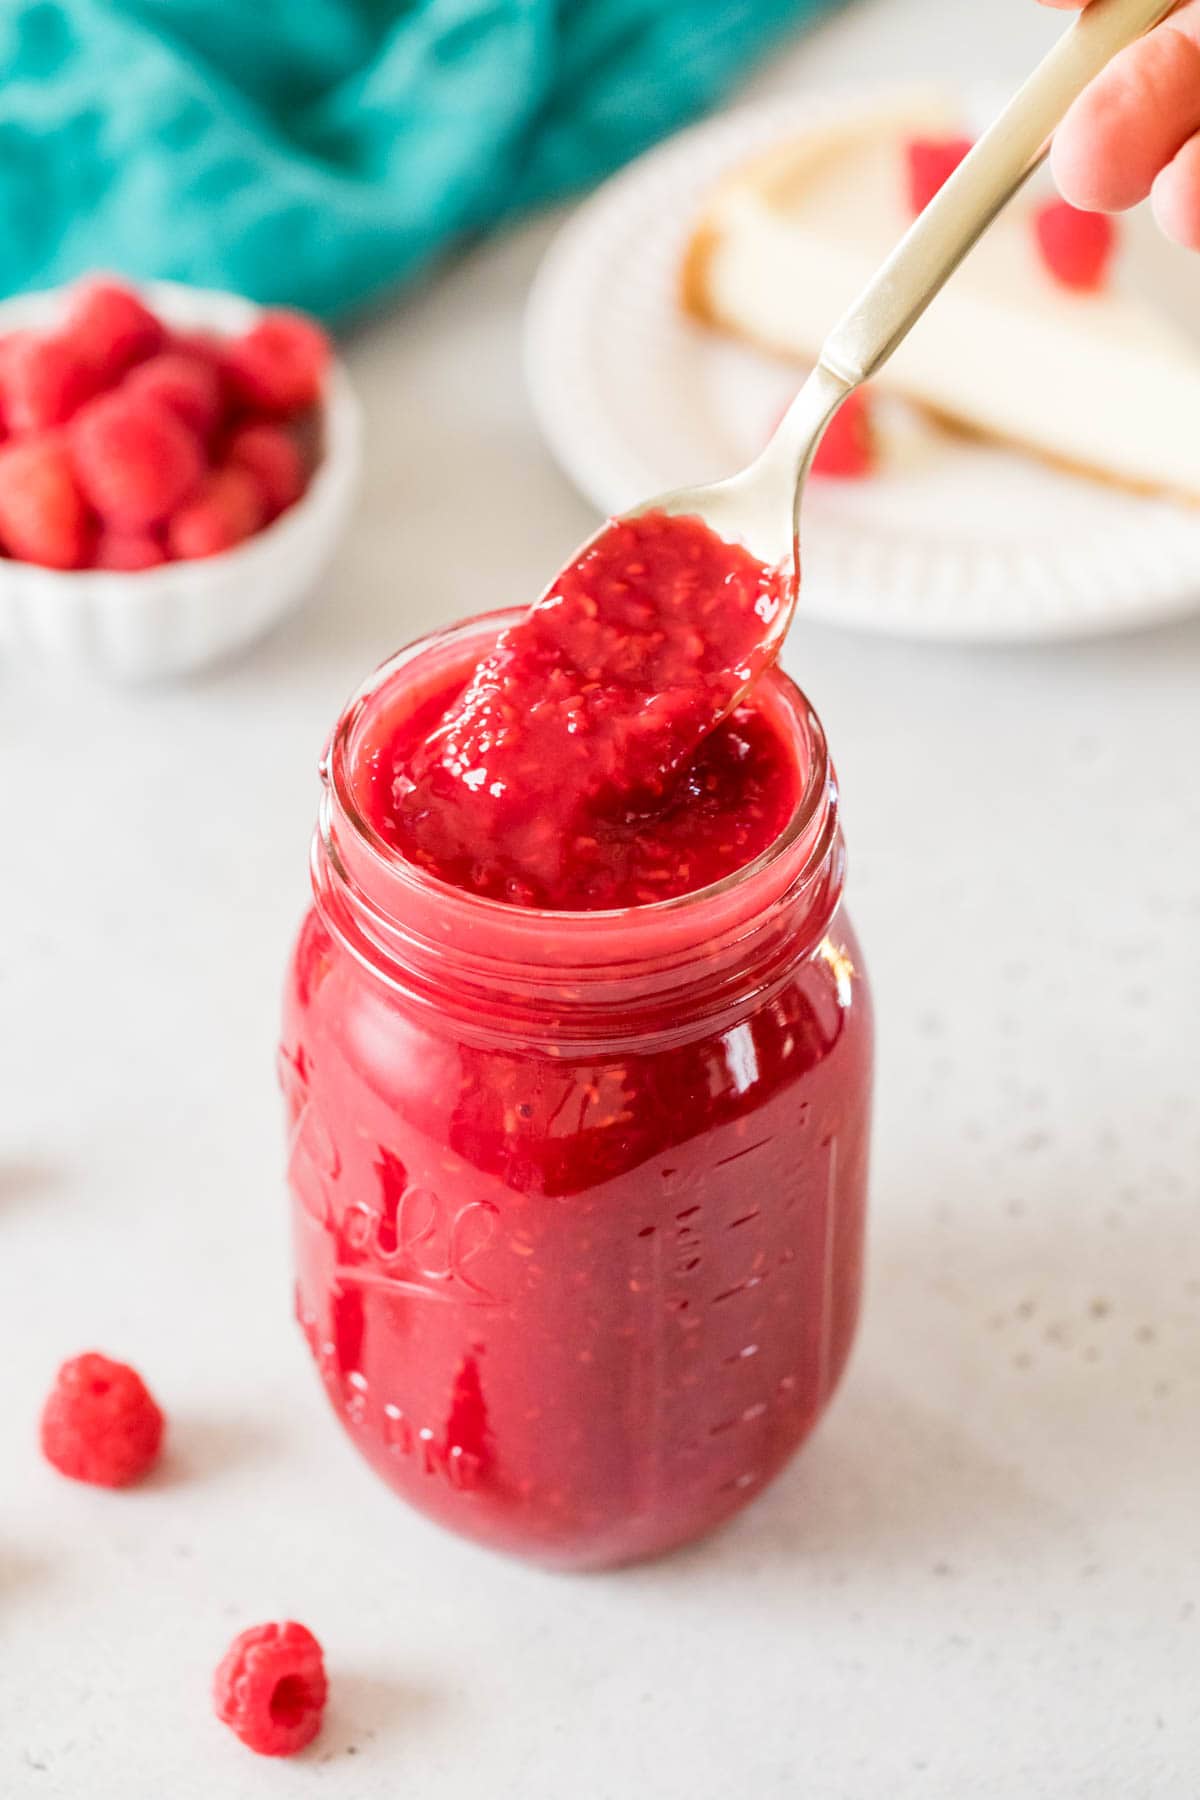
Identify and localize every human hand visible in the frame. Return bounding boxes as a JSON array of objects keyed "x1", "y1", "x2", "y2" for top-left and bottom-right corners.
[{"x1": 1041, "y1": 0, "x2": 1200, "y2": 246}]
